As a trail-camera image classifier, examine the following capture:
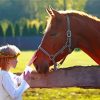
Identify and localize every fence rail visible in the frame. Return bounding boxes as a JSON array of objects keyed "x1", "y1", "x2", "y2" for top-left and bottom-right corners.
[{"x1": 29, "y1": 66, "x2": 100, "y2": 88}]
